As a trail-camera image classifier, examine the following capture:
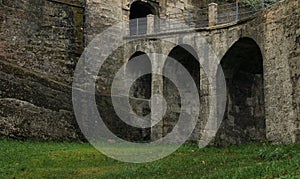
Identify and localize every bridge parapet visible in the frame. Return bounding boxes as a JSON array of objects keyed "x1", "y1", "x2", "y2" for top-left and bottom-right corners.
[{"x1": 126, "y1": 1, "x2": 268, "y2": 37}]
